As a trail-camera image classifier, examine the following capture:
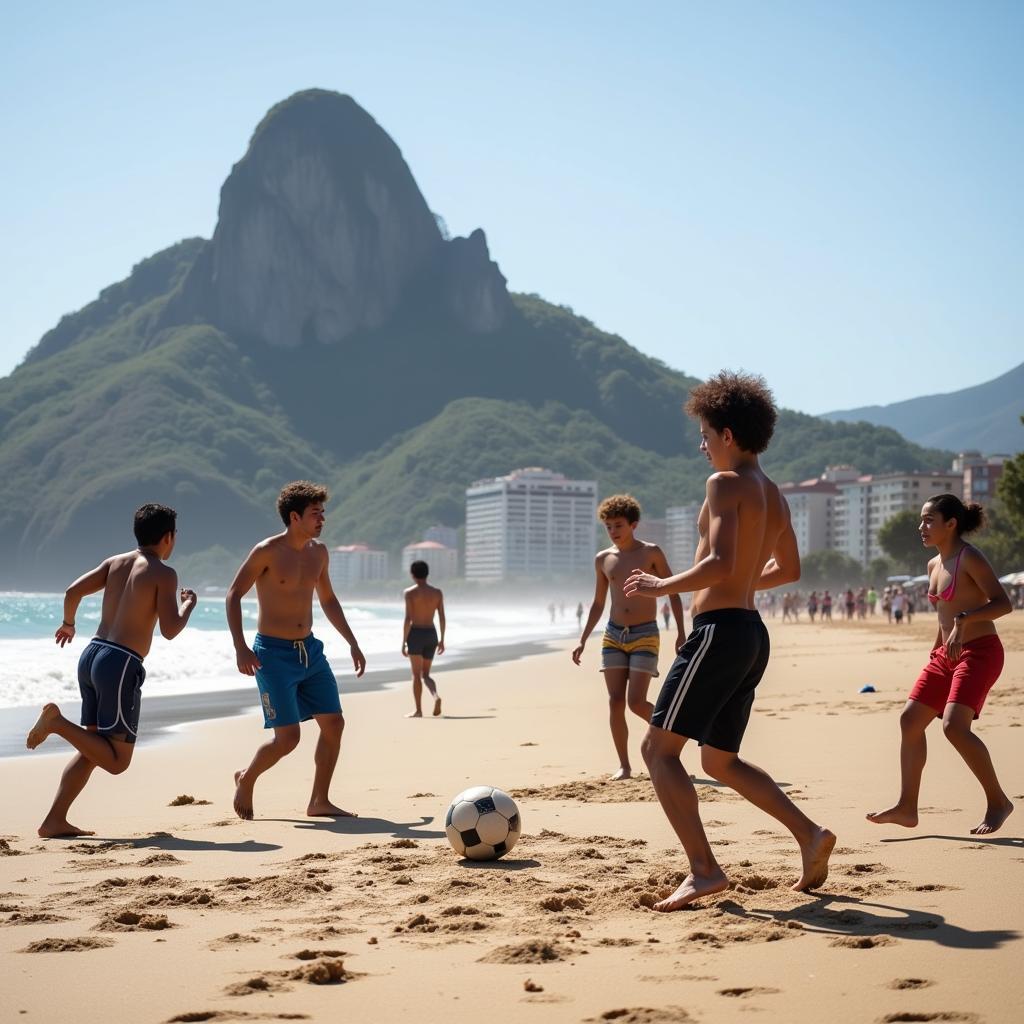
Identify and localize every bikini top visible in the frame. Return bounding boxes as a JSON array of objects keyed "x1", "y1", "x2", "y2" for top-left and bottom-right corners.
[{"x1": 928, "y1": 546, "x2": 964, "y2": 606}]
